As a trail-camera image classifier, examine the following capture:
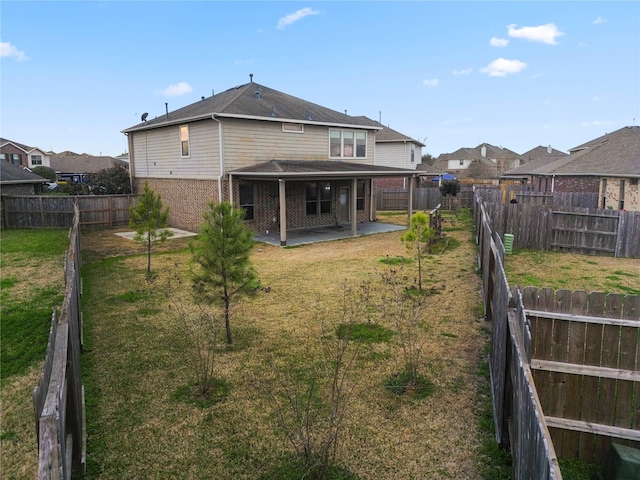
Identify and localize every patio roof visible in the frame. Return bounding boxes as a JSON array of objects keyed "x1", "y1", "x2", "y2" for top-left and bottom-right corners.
[{"x1": 229, "y1": 159, "x2": 420, "y2": 180}]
